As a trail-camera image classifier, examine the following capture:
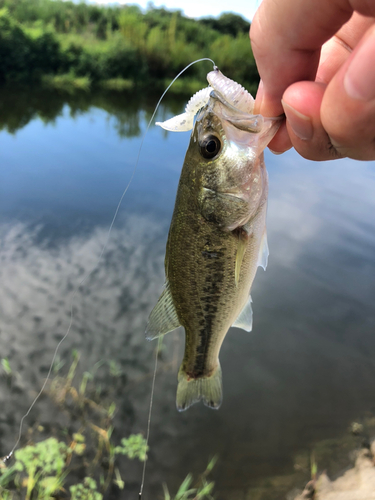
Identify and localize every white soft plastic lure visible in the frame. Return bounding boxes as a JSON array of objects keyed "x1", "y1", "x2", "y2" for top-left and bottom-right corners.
[{"x1": 155, "y1": 86, "x2": 213, "y2": 131}]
